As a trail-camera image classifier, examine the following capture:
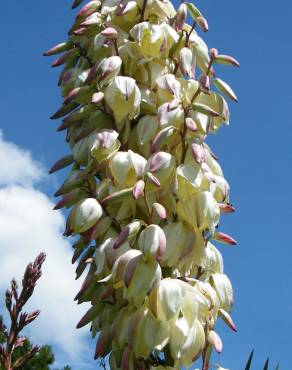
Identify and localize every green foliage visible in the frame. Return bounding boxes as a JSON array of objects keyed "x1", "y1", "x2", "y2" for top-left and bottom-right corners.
[{"x1": 0, "y1": 315, "x2": 70, "y2": 370}]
